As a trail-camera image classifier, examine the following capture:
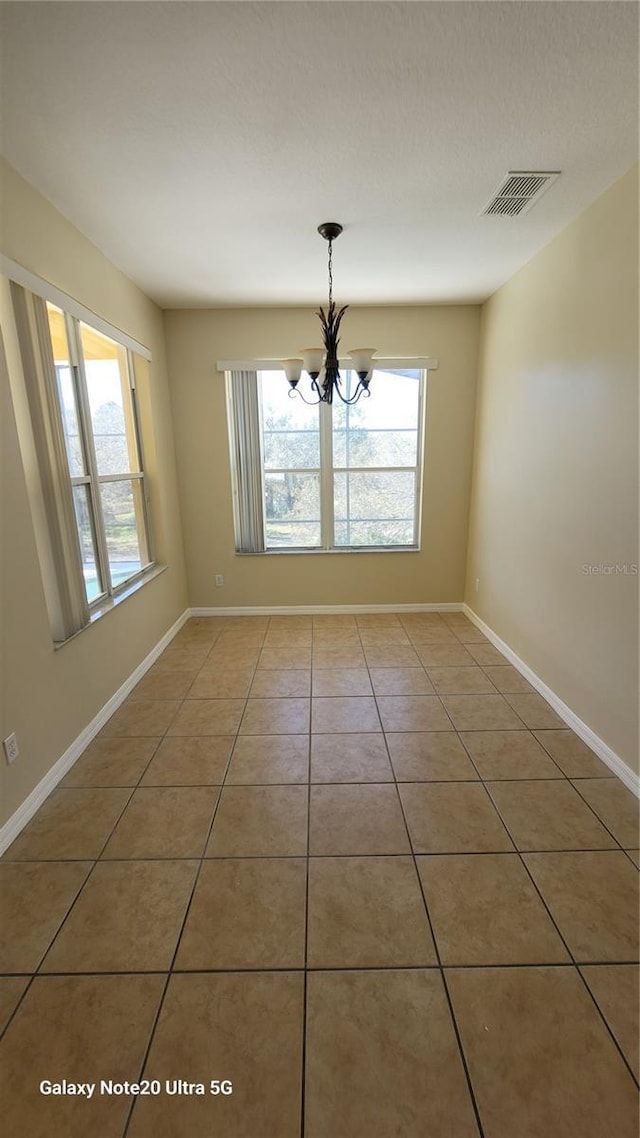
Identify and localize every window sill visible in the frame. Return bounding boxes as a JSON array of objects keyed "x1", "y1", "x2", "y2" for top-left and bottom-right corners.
[
  {"x1": 235, "y1": 546, "x2": 421, "y2": 556},
  {"x1": 54, "y1": 563, "x2": 167, "y2": 649}
]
